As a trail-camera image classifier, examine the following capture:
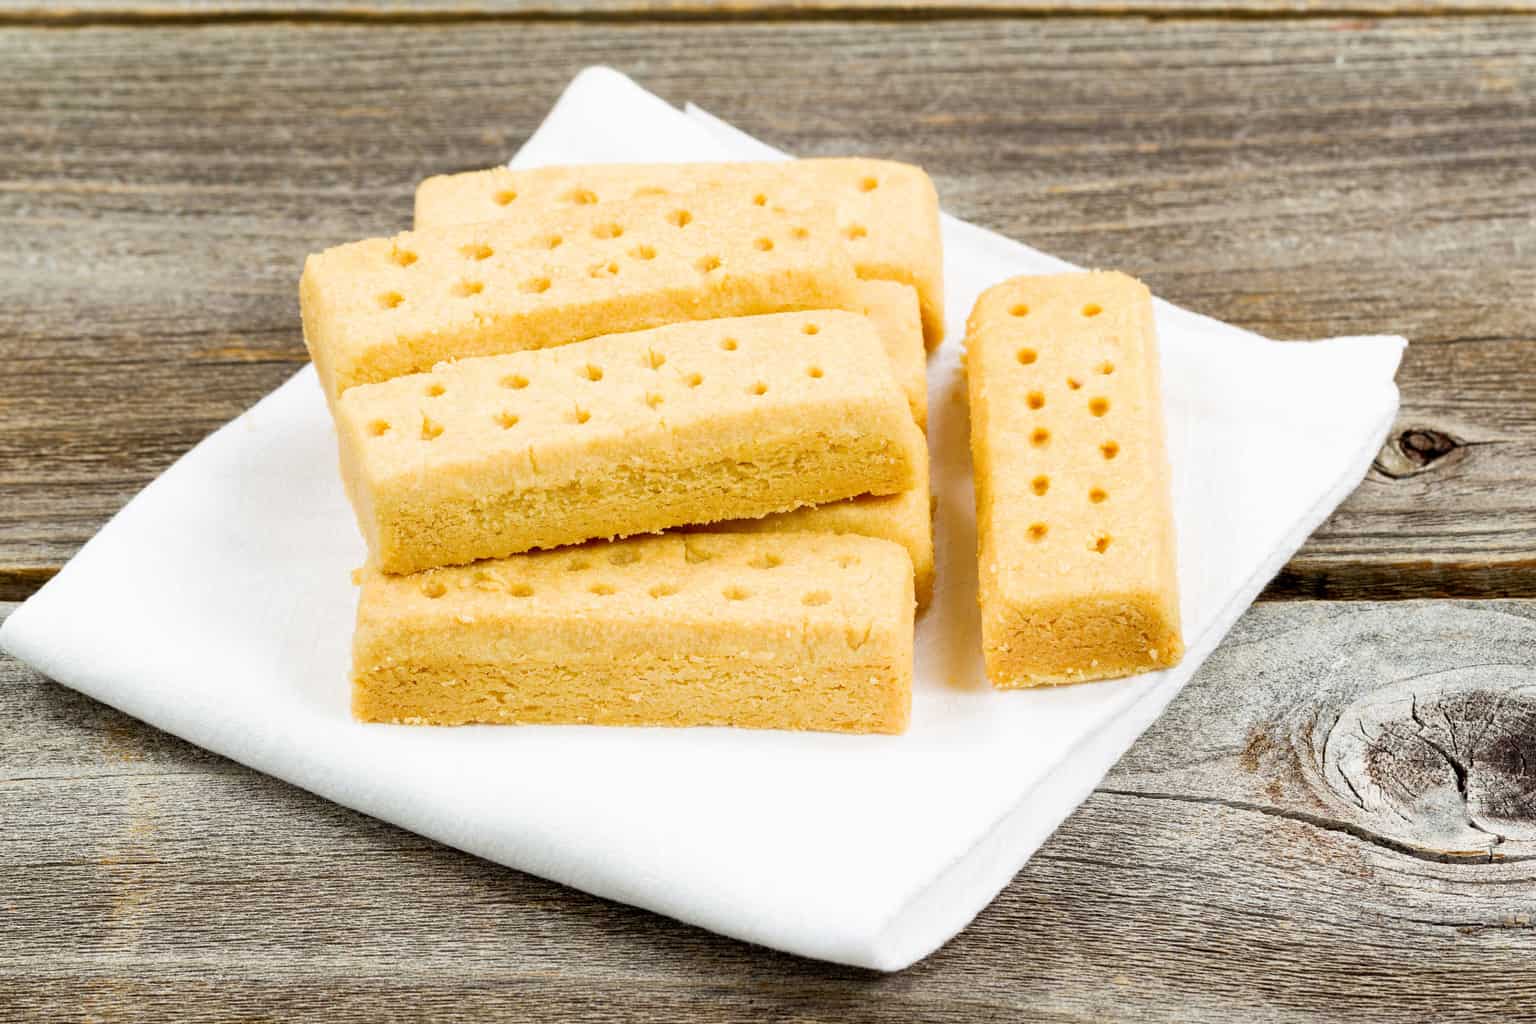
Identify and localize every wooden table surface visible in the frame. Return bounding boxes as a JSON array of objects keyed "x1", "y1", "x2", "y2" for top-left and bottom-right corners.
[{"x1": 3, "y1": 3, "x2": 1534, "y2": 1021}]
